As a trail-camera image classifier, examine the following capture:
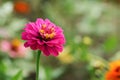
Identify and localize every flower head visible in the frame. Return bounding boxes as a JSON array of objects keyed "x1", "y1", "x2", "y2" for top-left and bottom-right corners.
[
  {"x1": 0, "y1": 39, "x2": 27, "y2": 58},
  {"x1": 83, "y1": 36, "x2": 92, "y2": 45},
  {"x1": 21, "y1": 18, "x2": 65, "y2": 56},
  {"x1": 105, "y1": 60, "x2": 120, "y2": 80},
  {"x1": 14, "y1": 1, "x2": 30, "y2": 14}
]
